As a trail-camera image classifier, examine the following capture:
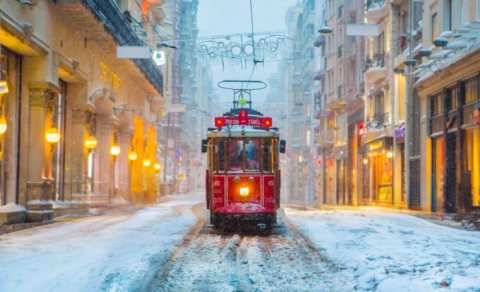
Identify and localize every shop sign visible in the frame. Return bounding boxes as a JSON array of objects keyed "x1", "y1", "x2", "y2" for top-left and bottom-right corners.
[
  {"x1": 369, "y1": 140, "x2": 384, "y2": 151},
  {"x1": 395, "y1": 126, "x2": 405, "y2": 144}
]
